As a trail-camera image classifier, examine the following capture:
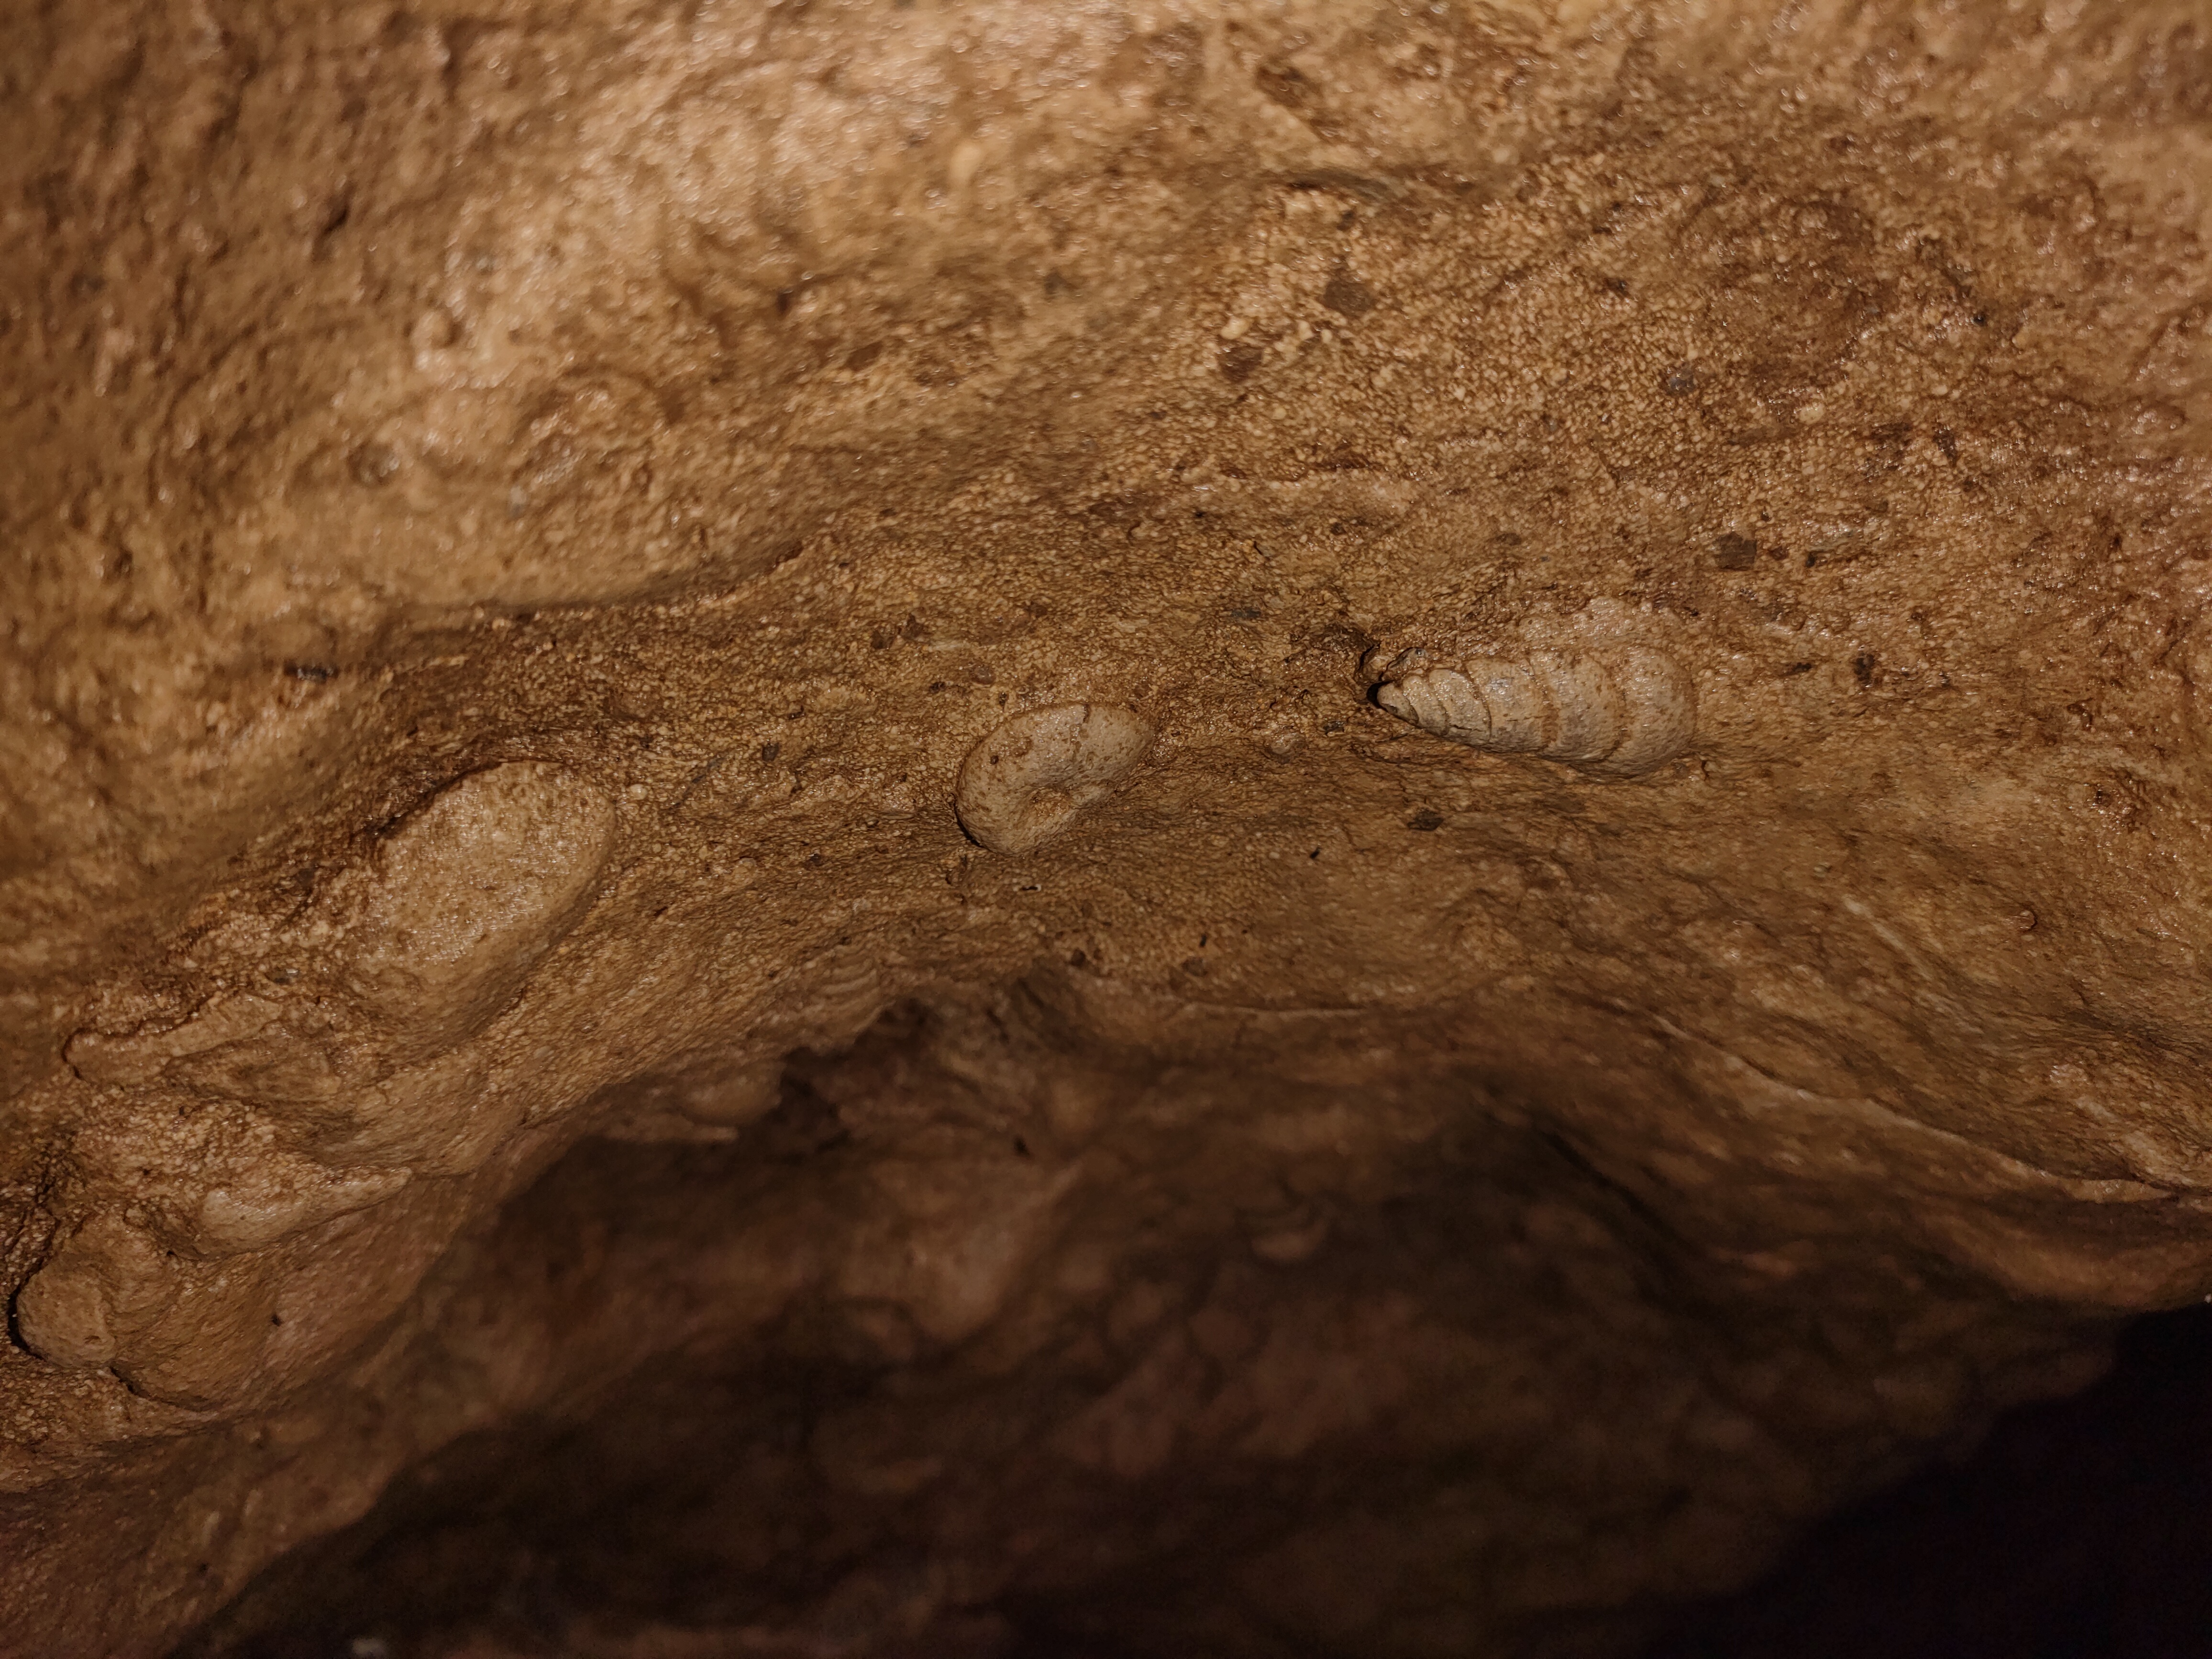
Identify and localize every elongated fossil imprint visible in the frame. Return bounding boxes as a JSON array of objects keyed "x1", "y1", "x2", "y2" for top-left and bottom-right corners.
[{"x1": 1369, "y1": 644, "x2": 1696, "y2": 779}]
